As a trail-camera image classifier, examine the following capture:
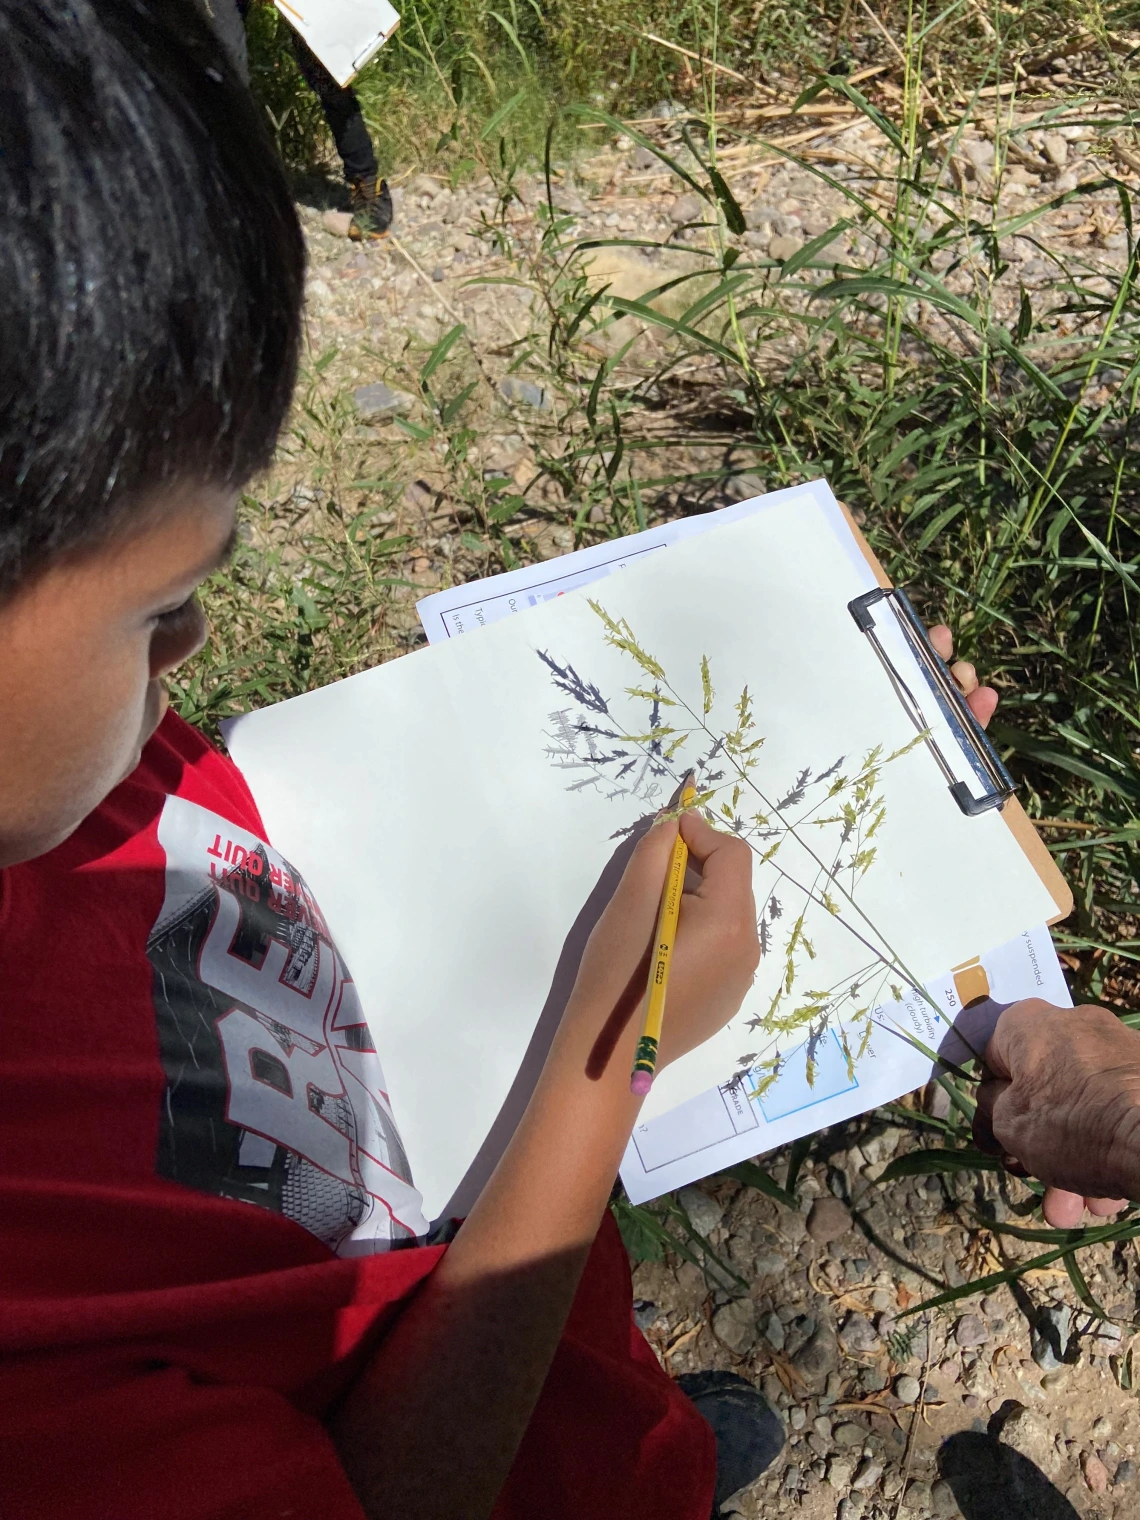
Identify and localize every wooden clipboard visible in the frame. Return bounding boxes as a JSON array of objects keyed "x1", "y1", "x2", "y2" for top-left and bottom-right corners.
[{"x1": 839, "y1": 502, "x2": 1072, "y2": 927}]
